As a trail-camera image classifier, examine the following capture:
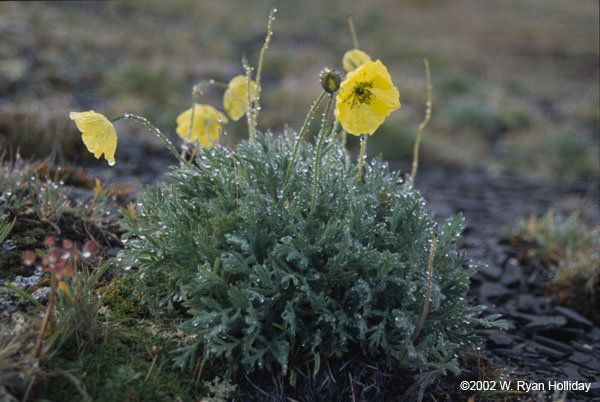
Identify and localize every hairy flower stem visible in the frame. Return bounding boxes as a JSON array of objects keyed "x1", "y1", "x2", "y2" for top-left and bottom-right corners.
[
  {"x1": 324, "y1": 119, "x2": 340, "y2": 165},
  {"x1": 356, "y1": 134, "x2": 367, "y2": 185},
  {"x1": 330, "y1": 119, "x2": 339, "y2": 140},
  {"x1": 310, "y1": 93, "x2": 335, "y2": 215},
  {"x1": 243, "y1": 57, "x2": 255, "y2": 142},
  {"x1": 410, "y1": 57, "x2": 432, "y2": 181},
  {"x1": 246, "y1": 8, "x2": 276, "y2": 143},
  {"x1": 255, "y1": 8, "x2": 276, "y2": 101},
  {"x1": 348, "y1": 16, "x2": 359, "y2": 50},
  {"x1": 412, "y1": 234, "x2": 438, "y2": 343},
  {"x1": 283, "y1": 90, "x2": 327, "y2": 192},
  {"x1": 113, "y1": 114, "x2": 190, "y2": 167}
]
